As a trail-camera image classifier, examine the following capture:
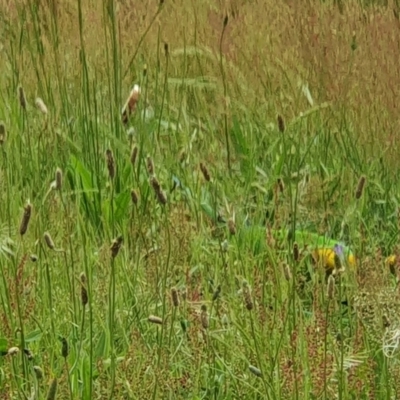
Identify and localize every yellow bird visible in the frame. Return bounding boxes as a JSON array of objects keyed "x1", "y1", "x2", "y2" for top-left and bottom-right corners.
[{"x1": 312, "y1": 247, "x2": 356, "y2": 273}]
